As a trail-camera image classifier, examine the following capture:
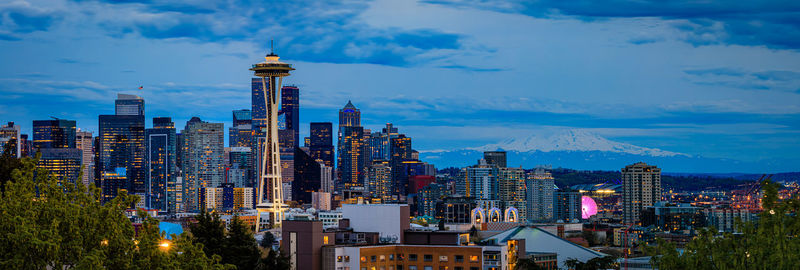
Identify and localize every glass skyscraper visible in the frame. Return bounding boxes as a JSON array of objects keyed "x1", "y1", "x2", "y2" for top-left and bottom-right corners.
[
  {"x1": 33, "y1": 119, "x2": 76, "y2": 149},
  {"x1": 97, "y1": 114, "x2": 145, "y2": 202},
  {"x1": 309, "y1": 122, "x2": 334, "y2": 167},
  {"x1": 115, "y1": 93, "x2": 145, "y2": 116},
  {"x1": 145, "y1": 117, "x2": 177, "y2": 213},
  {"x1": 180, "y1": 117, "x2": 224, "y2": 212}
]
